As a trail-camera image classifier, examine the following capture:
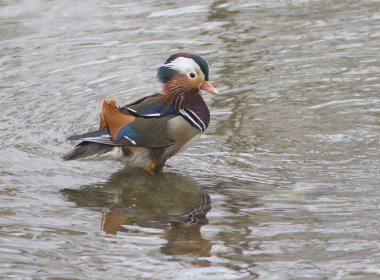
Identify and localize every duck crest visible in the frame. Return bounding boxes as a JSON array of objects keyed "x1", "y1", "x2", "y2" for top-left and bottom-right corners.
[{"x1": 157, "y1": 53, "x2": 210, "y2": 84}]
